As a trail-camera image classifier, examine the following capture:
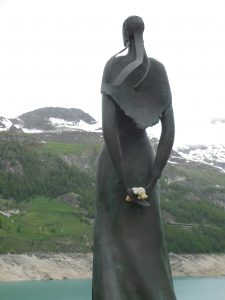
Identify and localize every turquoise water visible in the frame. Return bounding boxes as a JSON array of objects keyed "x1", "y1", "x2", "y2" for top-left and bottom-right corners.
[{"x1": 0, "y1": 277, "x2": 225, "y2": 300}]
